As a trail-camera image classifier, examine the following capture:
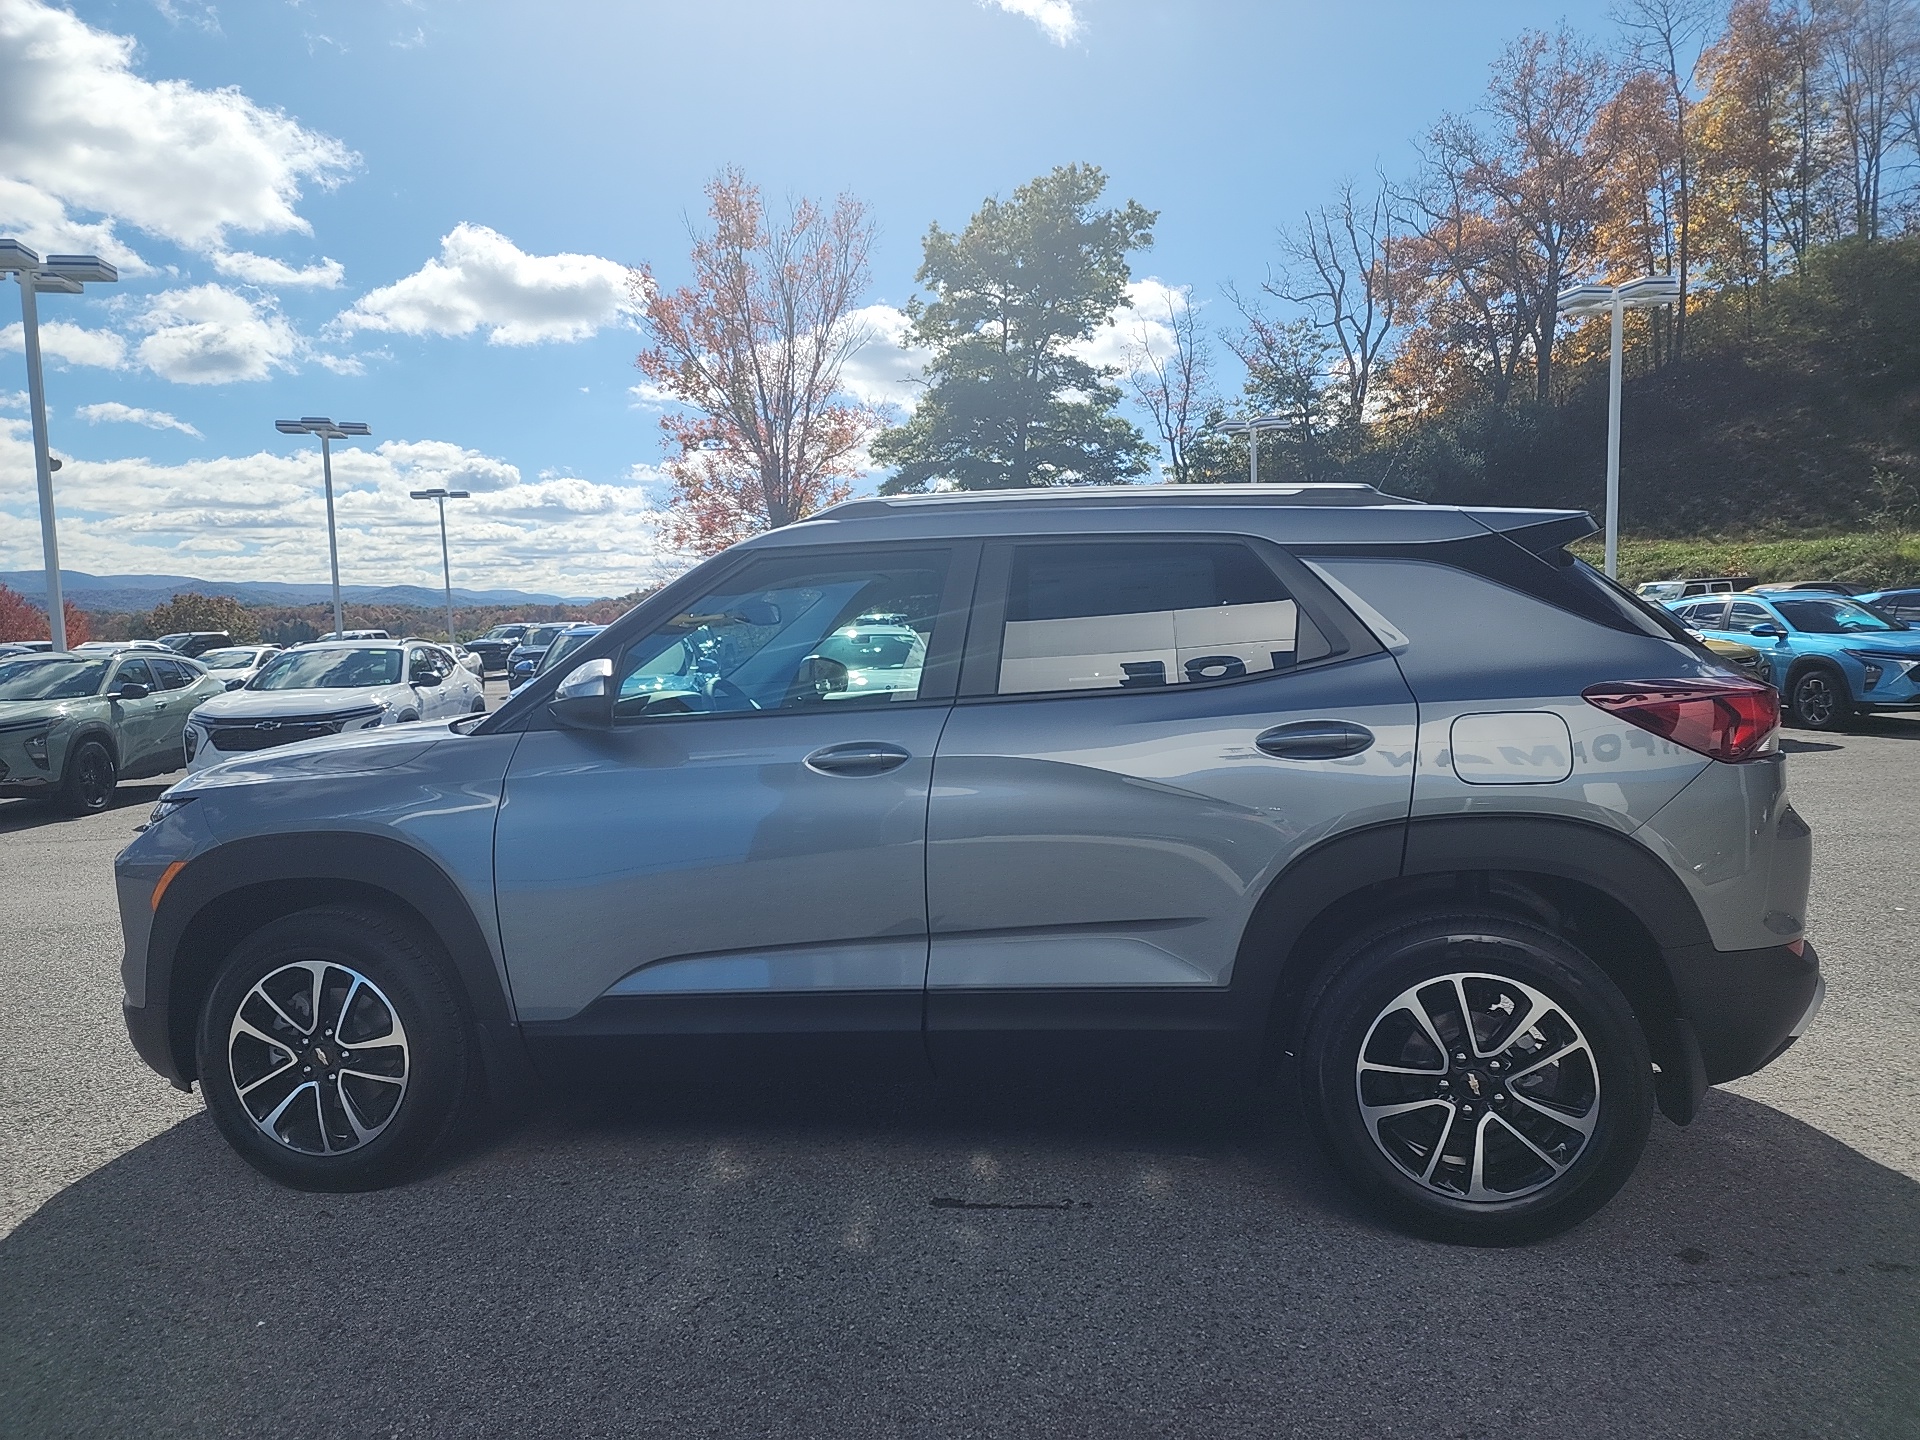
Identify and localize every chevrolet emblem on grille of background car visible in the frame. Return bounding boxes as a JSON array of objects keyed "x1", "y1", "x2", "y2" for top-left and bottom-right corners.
[{"x1": 253, "y1": 721, "x2": 280, "y2": 731}]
